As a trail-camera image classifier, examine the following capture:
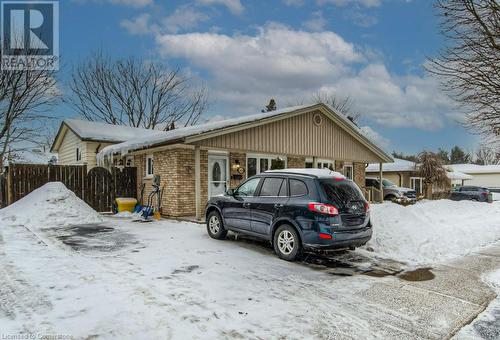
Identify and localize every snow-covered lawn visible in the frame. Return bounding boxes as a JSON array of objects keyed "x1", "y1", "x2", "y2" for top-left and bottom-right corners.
[
  {"x1": 2, "y1": 183, "x2": 500, "y2": 339},
  {"x1": 367, "y1": 199, "x2": 500, "y2": 266}
]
